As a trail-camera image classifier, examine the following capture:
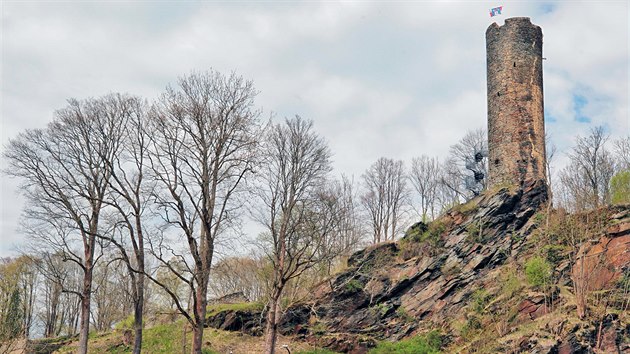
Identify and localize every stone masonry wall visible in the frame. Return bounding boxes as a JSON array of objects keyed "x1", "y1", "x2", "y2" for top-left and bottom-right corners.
[{"x1": 486, "y1": 17, "x2": 546, "y2": 188}]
